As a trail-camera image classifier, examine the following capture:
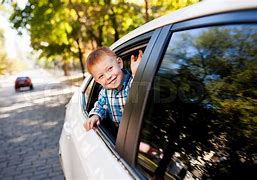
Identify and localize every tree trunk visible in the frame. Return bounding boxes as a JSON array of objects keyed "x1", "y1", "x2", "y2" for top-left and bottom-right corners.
[
  {"x1": 76, "y1": 39, "x2": 85, "y2": 78},
  {"x1": 62, "y1": 62, "x2": 69, "y2": 76},
  {"x1": 144, "y1": 0, "x2": 150, "y2": 22},
  {"x1": 110, "y1": 7, "x2": 119, "y2": 41},
  {"x1": 97, "y1": 24, "x2": 103, "y2": 47}
]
